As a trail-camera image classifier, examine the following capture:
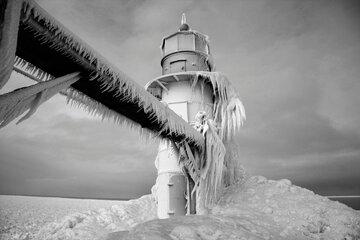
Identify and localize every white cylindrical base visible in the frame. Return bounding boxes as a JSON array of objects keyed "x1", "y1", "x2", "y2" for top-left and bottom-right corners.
[
  {"x1": 155, "y1": 77, "x2": 213, "y2": 218},
  {"x1": 155, "y1": 172, "x2": 187, "y2": 219},
  {"x1": 155, "y1": 140, "x2": 187, "y2": 219}
]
